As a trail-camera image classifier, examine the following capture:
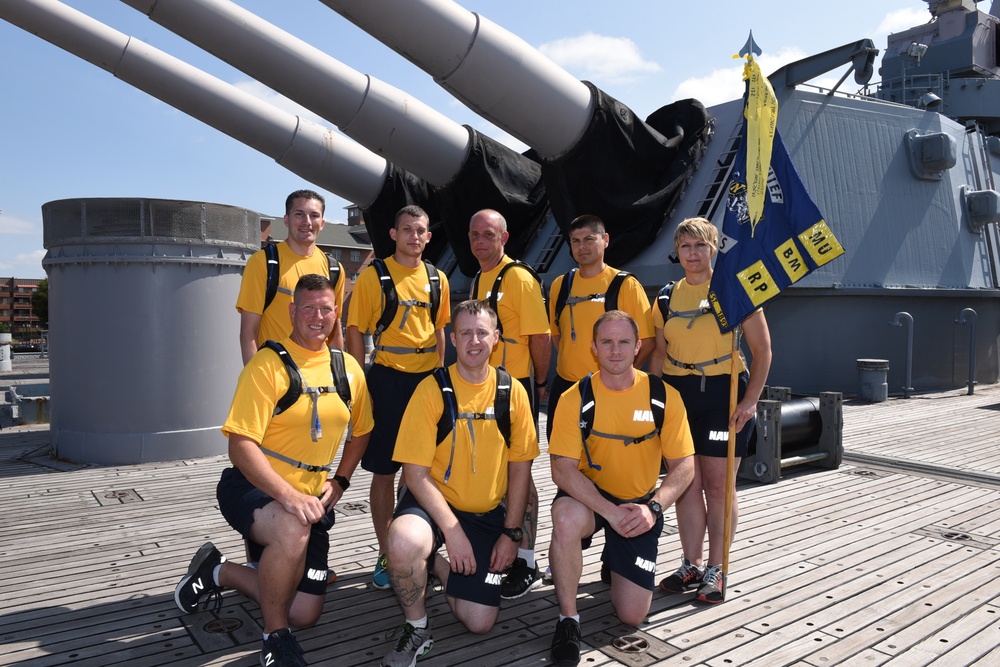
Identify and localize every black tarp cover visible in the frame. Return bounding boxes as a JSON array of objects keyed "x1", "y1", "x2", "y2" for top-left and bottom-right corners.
[
  {"x1": 361, "y1": 128, "x2": 547, "y2": 276},
  {"x1": 541, "y1": 83, "x2": 710, "y2": 268}
]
